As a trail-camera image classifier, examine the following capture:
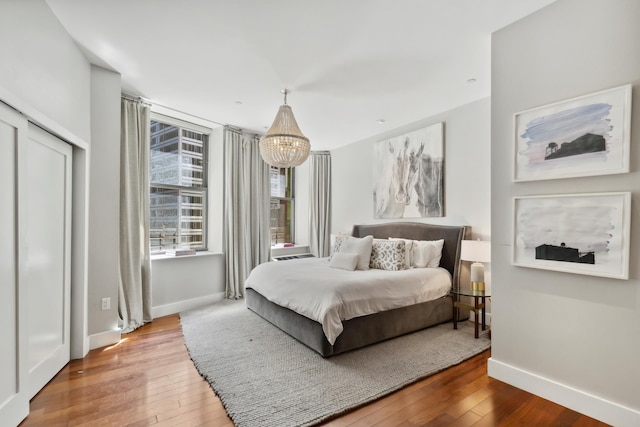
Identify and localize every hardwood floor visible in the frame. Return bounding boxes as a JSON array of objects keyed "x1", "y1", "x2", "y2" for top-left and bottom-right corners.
[{"x1": 20, "y1": 315, "x2": 609, "y2": 427}]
